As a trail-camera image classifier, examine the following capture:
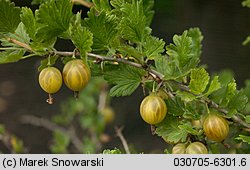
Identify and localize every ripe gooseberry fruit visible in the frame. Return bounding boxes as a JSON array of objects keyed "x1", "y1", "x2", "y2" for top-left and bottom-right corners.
[
  {"x1": 140, "y1": 94, "x2": 167, "y2": 125},
  {"x1": 185, "y1": 142, "x2": 208, "y2": 154},
  {"x1": 39, "y1": 67, "x2": 62, "y2": 104},
  {"x1": 203, "y1": 113, "x2": 229, "y2": 142},
  {"x1": 172, "y1": 143, "x2": 186, "y2": 154},
  {"x1": 63, "y1": 59, "x2": 91, "y2": 98}
]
